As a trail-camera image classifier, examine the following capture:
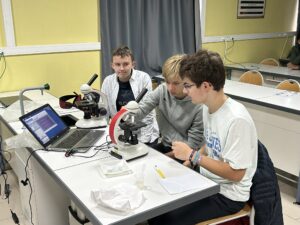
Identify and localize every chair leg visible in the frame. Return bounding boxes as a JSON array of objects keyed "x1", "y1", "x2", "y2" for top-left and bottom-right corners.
[
  {"x1": 249, "y1": 207, "x2": 255, "y2": 225},
  {"x1": 296, "y1": 171, "x2": 300, "y2": 204}
]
